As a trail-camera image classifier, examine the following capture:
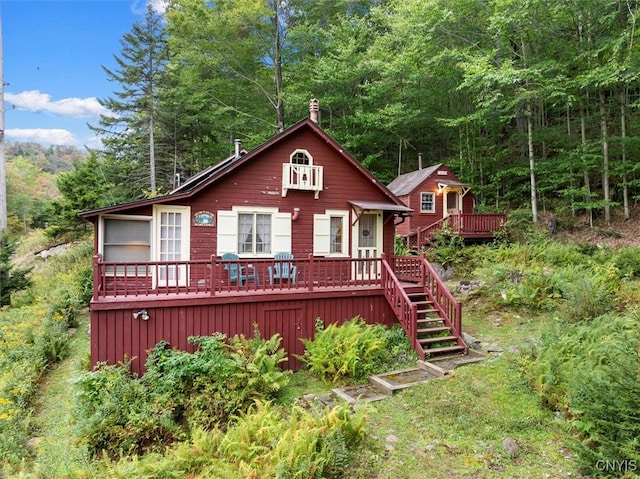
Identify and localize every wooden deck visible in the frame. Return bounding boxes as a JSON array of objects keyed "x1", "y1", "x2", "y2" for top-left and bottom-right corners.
[
  {"x1": 405, "y1": 212, "x2": 507, "y2": 250},
  {"x1": 90, "y1": 254, "x2": 465, "y2": 374},
  {"x1": 93, "y1": 255, "x2": 391, "y2": 301}
]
